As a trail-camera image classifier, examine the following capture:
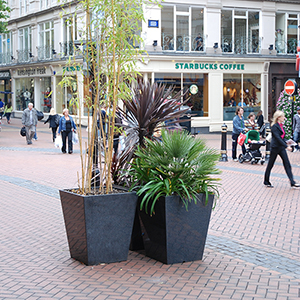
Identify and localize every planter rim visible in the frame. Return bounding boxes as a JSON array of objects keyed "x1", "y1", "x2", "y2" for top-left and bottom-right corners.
[{"x1": 59, "y1": 188, "x2": 137, "y2": 198}]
